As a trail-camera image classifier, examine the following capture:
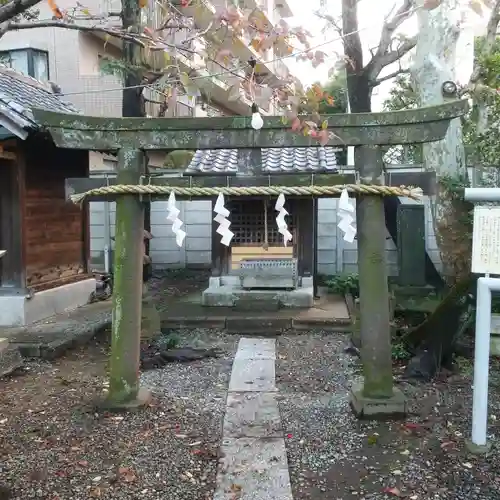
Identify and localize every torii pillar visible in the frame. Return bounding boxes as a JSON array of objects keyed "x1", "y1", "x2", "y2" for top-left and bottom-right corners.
[{"x1": 32, "y1": 101, "x2": 468, "y2": 413}]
